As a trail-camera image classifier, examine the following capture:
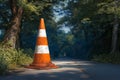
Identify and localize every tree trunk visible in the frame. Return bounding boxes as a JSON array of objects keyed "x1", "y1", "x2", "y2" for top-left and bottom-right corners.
[
  {"x1": 111, "y1": 0, "x2": 119, "y2": 53},
  {"x1": 2, "y1": 0, "x2": 23, "y2": 49}
]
